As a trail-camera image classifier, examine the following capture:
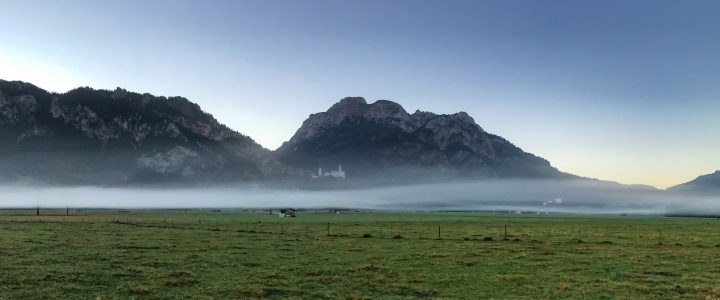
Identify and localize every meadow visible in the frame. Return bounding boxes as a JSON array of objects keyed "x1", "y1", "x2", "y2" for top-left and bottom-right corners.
[{"x1": 0, "y1": 209, "x2": 719, "y2": 299}]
